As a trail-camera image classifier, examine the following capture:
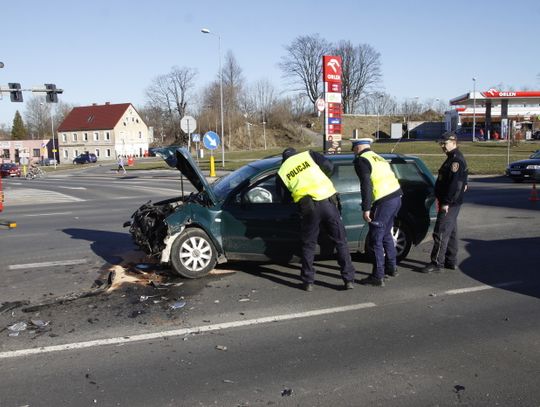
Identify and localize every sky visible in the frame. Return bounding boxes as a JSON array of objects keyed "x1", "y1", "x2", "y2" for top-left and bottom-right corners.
[{"x1": 1, "y1": 0, "x2": 539, "y2": 126}]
